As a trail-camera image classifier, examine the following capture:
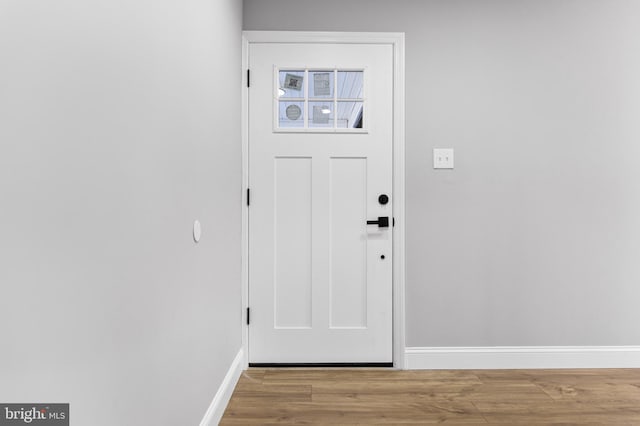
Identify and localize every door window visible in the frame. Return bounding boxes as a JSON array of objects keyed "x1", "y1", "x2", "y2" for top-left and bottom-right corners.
[{"x1": 276, "y1": 69, "x2": 365, "y2": 132}]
